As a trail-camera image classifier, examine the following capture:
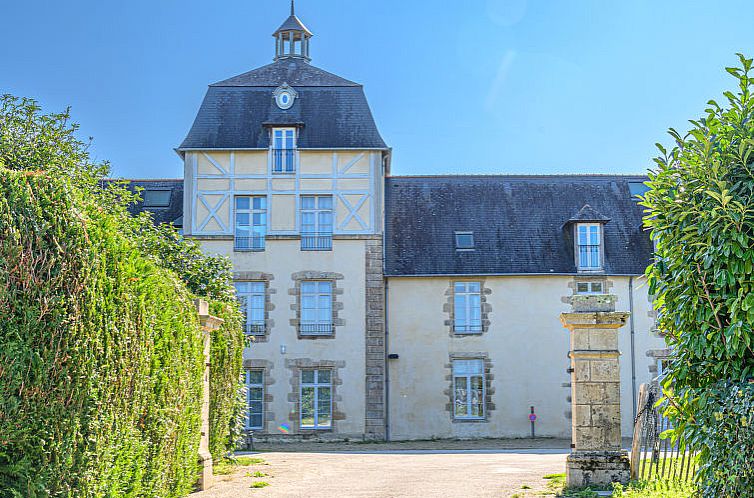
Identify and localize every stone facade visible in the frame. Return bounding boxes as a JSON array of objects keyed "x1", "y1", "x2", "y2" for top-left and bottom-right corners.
[{"x1": 364, "y1": 237, "x2": 386, "y2": 439}]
